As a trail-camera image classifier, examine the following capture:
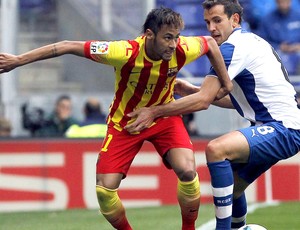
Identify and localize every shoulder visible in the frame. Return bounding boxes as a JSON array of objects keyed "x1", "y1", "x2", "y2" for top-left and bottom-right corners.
[
  {"x1": 66, "y1": 117, "x2": 79, "y2": 126},
  {"x1": 178, "y1": 36, "x2": 206, "y2": 47},
  {"x1": 223, "y1": 29, "x2": 259, "y2": 50},
  {"x1": 177, "y1": 36, "x2": 207, "y2": 54},
  {"x1": 87, "y1": 39, "x2": 140, "y2": 61}
]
